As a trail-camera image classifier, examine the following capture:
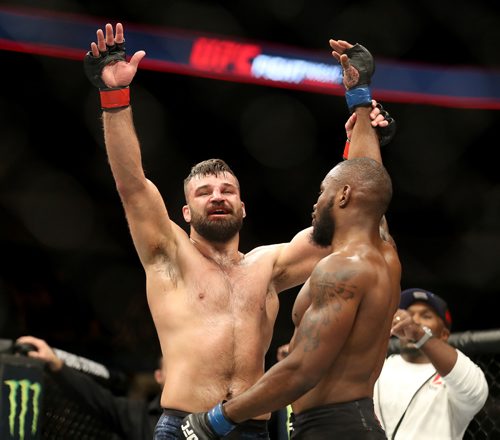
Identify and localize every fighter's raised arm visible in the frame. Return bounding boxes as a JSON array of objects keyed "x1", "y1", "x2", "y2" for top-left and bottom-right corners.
[
  {"x1": 330, "y1": 39, "x2": 396, "y2": 163},
  {"x1": 84, "y1": 27, "x2": 401, "y2": 439},
  {"x1": 84, "y1": 23, "x2": 182, "y2": 267},
  {"x1": 269, "y1": 41, "x2": 396, "y2": 294},
  {"x1": 177, "y1": 38, "x2": 401, "y2": 440},
  {"x1": 333, "y1": 39, "x2": 397, "y2": 248}
]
